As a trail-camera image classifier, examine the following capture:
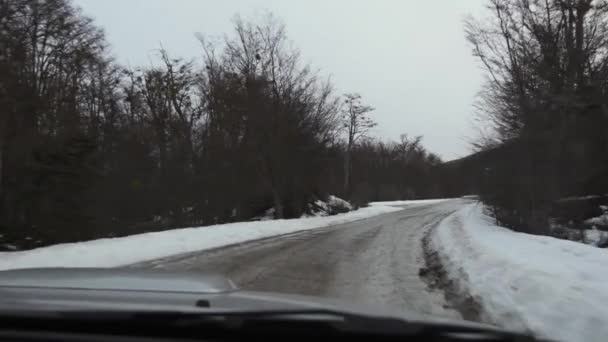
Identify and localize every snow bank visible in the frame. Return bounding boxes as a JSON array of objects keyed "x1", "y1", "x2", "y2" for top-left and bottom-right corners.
[
  {"x1": 432, "y1": 204, "x2": 608, "y2": 342},
  {"x1": 0, "y1": 204, "x2": 401, "y2": 271},
  {"x1": 370, "y1": 199, "x2": 450, "y2": 206}
]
